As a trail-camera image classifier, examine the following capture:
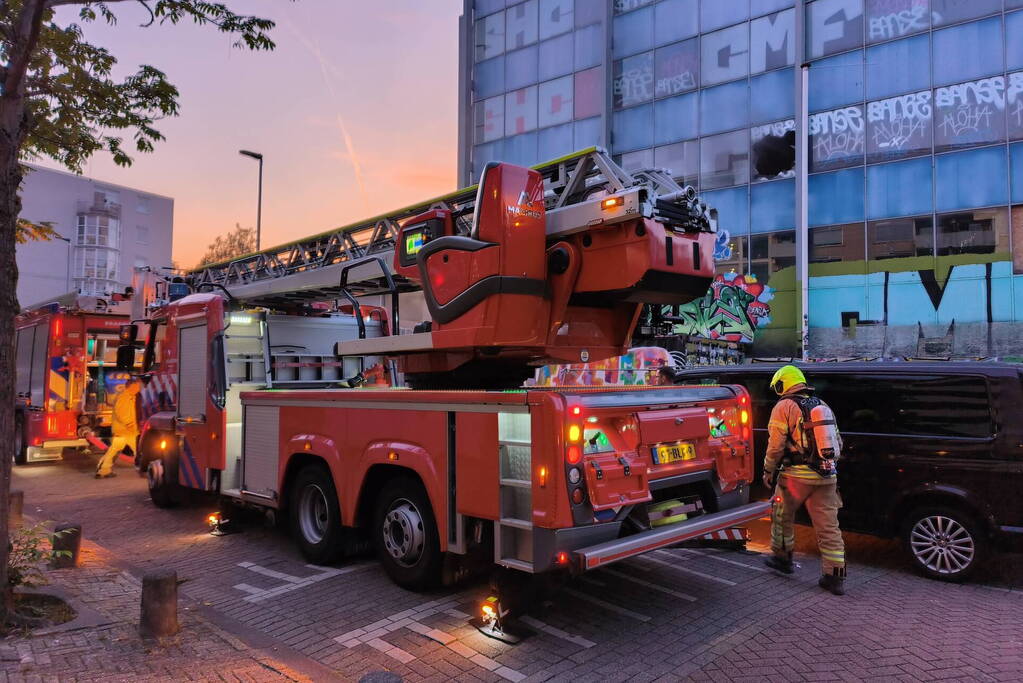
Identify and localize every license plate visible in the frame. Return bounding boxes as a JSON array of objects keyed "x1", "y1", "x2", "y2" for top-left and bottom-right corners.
[{"x1": 652, "y1": 442, "x2": 696, "y2": 464}]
